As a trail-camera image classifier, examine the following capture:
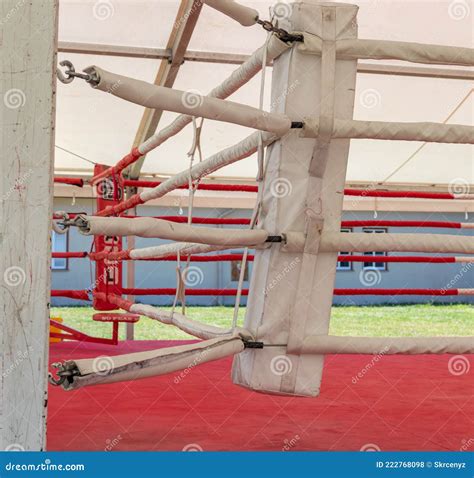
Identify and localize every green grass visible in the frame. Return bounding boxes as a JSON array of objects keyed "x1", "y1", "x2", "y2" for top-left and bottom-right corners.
[{"x1": 51, "y1": 304, "x2": 473, "y2": 341}]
